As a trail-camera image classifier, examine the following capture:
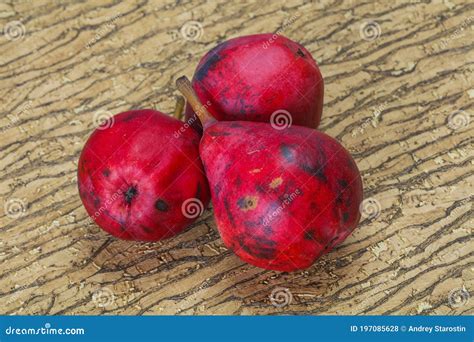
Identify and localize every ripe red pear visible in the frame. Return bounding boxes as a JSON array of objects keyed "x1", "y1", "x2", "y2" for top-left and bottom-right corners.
[
  {"x1": 185, "y1": 33, "x2": 324, "y2": 132},
  {"x1": 78, "y1": 109, "x2": 210, "y2": 241},
  {"x1": 177, "y1": 77, "x2": 362, "y2": 272}
]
